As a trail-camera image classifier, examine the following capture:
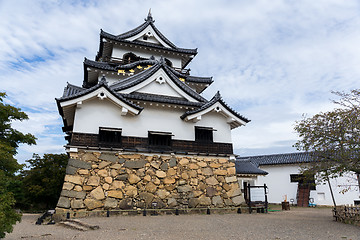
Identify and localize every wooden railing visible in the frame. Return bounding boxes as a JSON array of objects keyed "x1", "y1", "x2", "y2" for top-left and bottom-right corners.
[{"x1": 333, "y1": 205, "x2": 360, "y2": 226}]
